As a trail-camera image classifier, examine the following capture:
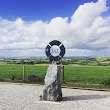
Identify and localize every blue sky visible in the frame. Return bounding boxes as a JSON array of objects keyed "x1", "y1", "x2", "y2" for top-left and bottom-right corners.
[
  {"x1": 0, "y1": 0, "x2": 99, "y2": 21},
  {"x1": 0, "y1": 0, "x2": 110, "y2": 57}
]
